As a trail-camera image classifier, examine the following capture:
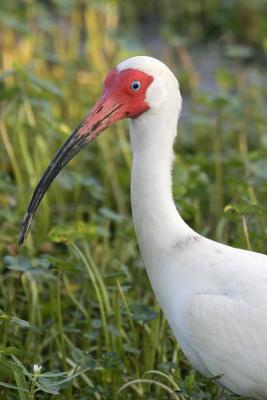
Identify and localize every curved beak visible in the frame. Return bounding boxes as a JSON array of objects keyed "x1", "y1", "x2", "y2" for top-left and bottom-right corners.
[{"x1": 18, "y1": 92, "x2": 124, "y2": 245}]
